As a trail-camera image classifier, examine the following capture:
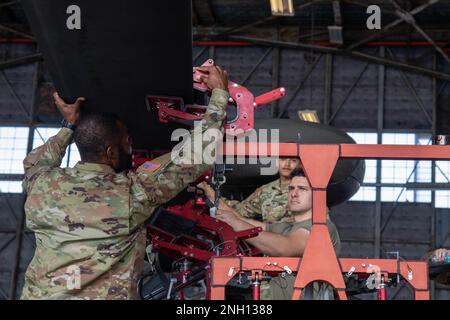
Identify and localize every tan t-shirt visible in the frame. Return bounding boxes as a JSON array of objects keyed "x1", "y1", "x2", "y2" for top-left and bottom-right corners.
[{"x1": 265, "y1": 219, "x2": 341, "y2": 300}]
